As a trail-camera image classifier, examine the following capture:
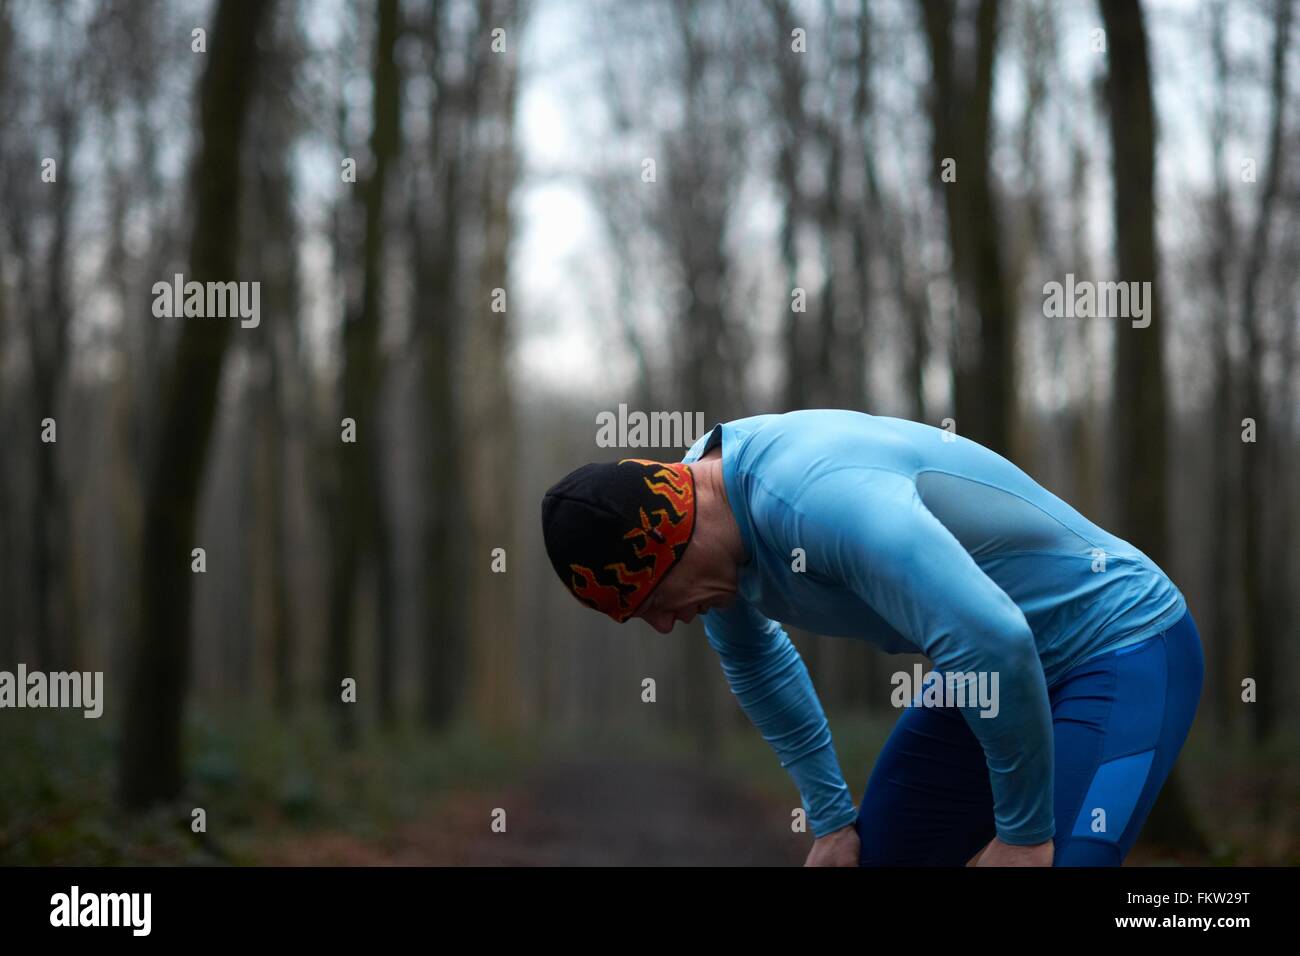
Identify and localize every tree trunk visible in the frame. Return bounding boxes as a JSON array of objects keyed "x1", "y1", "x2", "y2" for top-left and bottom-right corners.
[
  {"x1": 417, "y1": 0, "x2": 469, "y2": 730},
  {"x1": 118, "y1": 0, "x2": 274, "y2": 810},
  {"x1": 849, "y1": 0, "x2": 877, "y2": 410},
  {"x1": 325, "y1": 0, "x2": 402, "y2": 740},
  {"x1": 1236, "y1": 0, "x2": 1291, "y2": 745},
  {"x1": 31, "y1": 95, "x2": 77, "y2": 673},
  {"x1": 769, "y1": 0, "x2": 810, "y2": 414},
  {"x1": 465, "y1": 0, "x2": 523, "y2": 733},
  {"x1": 918, "y1": 0, "x2": 1013, "y2": 454},
  {"x1": 1098, "y1": 0, "x2": 1202, "y2": 853},
  {"x1": 249, "y1": 47, "x2": 301, "y2": 717},
  {"x1": 967, "y1": 0, "x2": 1014, "y2": 456},
  {"x1": 1206, "y1": 1, "x2": 1239, "y2": 736}
]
